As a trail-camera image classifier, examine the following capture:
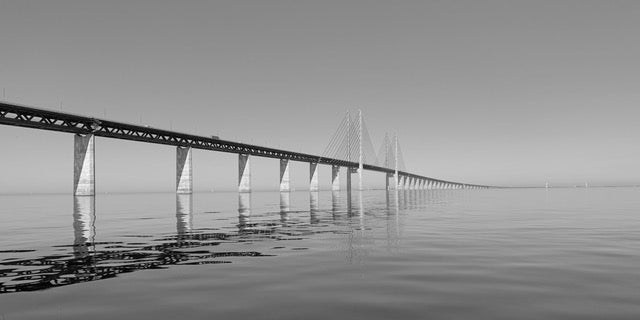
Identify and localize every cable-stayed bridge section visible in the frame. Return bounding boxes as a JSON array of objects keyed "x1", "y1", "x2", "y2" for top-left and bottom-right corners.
[{"x1": 0, "y1": 101, "x2": 489, "y2": 195}]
